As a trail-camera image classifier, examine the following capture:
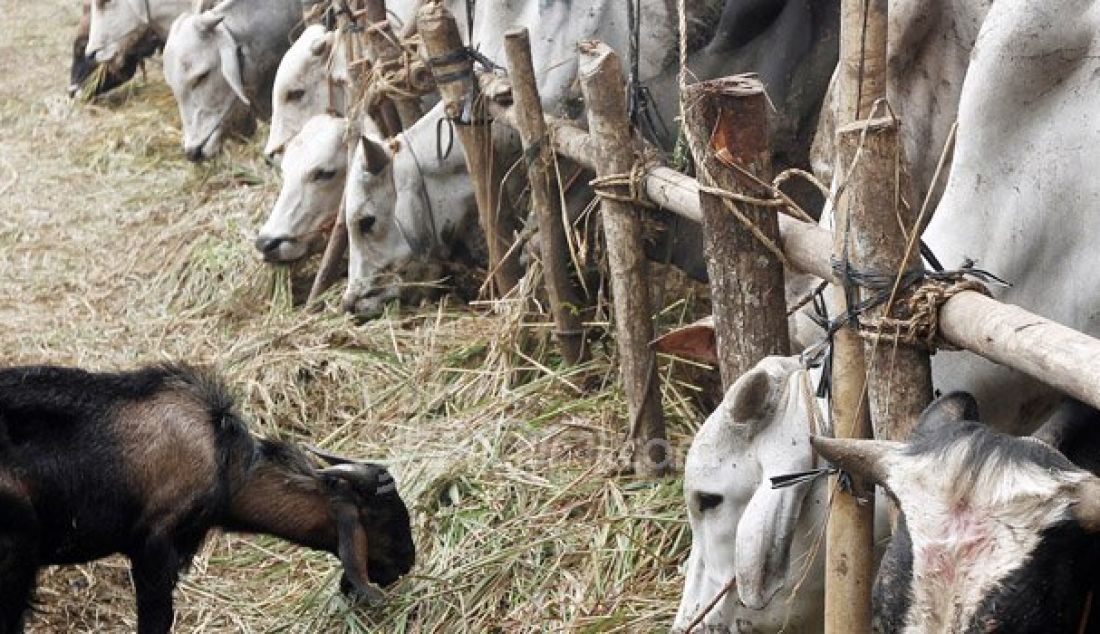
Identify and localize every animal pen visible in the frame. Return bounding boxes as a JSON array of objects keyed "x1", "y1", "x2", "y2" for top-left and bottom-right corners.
[
  {"x1": 9, "y1": 0, "x2": 1100, "y2": 630},
  {"x1": 325, "y1": 0, "x2": 1100, "y2": 630}
]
